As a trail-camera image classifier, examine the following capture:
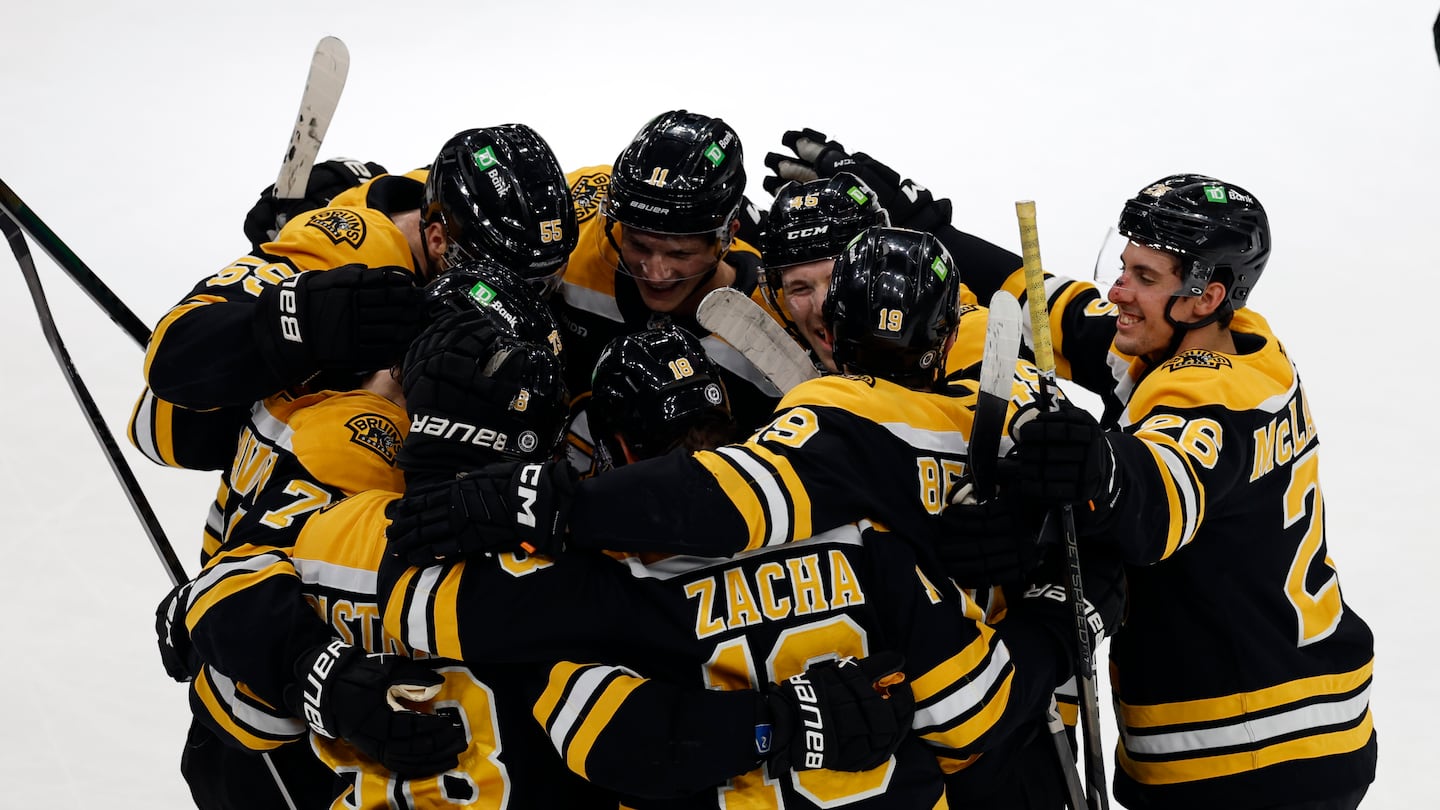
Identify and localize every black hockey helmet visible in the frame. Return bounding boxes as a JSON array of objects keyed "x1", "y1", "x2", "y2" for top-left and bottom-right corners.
[
  {"x1": 423, "y1": 257, "x2": 565, "y2": 365},
  {"x1": 1117, "y1": 173, "x2": 1270, "y2": 310},
  {"x1": 423, "y1": 124, "x2": 578, "y2": 293},
  {"x1": 588, "y1": 324, "x2": 733, "y2": 467},
  {"x1": 759, "y1": 172, "x2": 890, "y2": 331},
  {"x1": 602, "y1": 110, "x2": 746, "y2": 239},
  {"x1": 823, "y1": 226, "x2": 960, "y2": 389}
]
